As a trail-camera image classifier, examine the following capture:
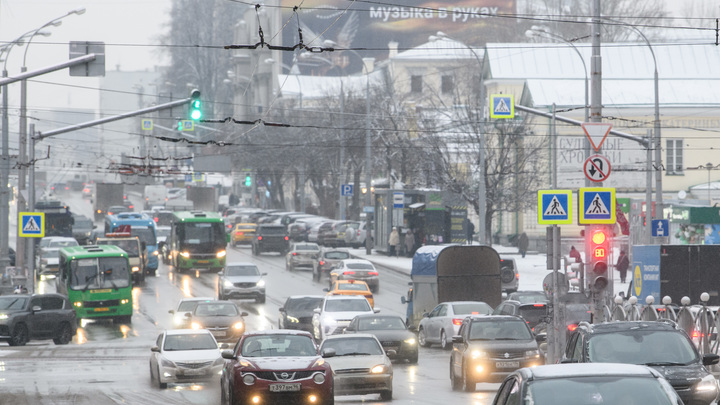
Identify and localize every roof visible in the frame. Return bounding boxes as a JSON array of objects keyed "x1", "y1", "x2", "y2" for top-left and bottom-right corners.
[
  {"x1": 245, "y1": 329, "x2": 314, "y2": 337},
  {"x1": 522, "y1": 363, "x2": 662, "y2": 380},
  {"x1": 393, "y1": 36, "x2": 482, "y2": 62},
  {"x1": 165, "y1": 328, "x2": 214, "y2": 336},
  {"x1": 585, "y1": 320, "x2": 677, "y2": 334},
  {"x1": 324, "y1": 294, "x2": 370, "y2": 301},
  {"x1": 60, "y1": 245, "x2": 128, "y2": 257},
  {"x1": 322, "y1": 333, "x2": 378, "y2": 341}
]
